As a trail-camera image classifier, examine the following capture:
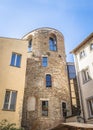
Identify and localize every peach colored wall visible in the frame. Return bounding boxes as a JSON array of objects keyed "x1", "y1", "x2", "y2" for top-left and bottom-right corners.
[{"x1": 0, "y1": 38, "x2": 28, "y2": 127}]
